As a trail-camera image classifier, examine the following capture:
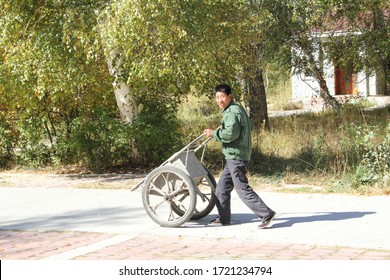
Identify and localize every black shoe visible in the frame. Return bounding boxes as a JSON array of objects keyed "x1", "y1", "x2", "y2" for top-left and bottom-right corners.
[
  {"x1": 209, "y1": 217, "x2": 230, "y2": 226},
  {"x1": 258, "y1": 211, "x2": 276, "y2": 229}
]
